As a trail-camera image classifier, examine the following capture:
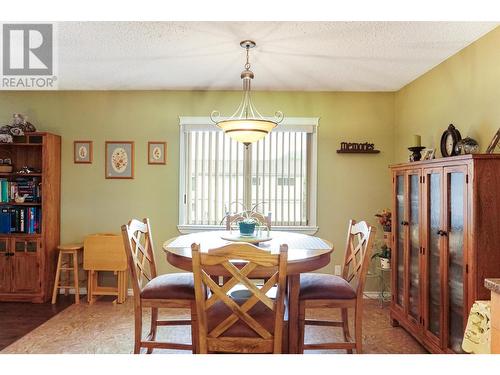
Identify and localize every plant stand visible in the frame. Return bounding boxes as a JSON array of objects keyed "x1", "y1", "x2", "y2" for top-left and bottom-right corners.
[{"x1": 376, "y1": 266, "x2": 391, "y2": 307}]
